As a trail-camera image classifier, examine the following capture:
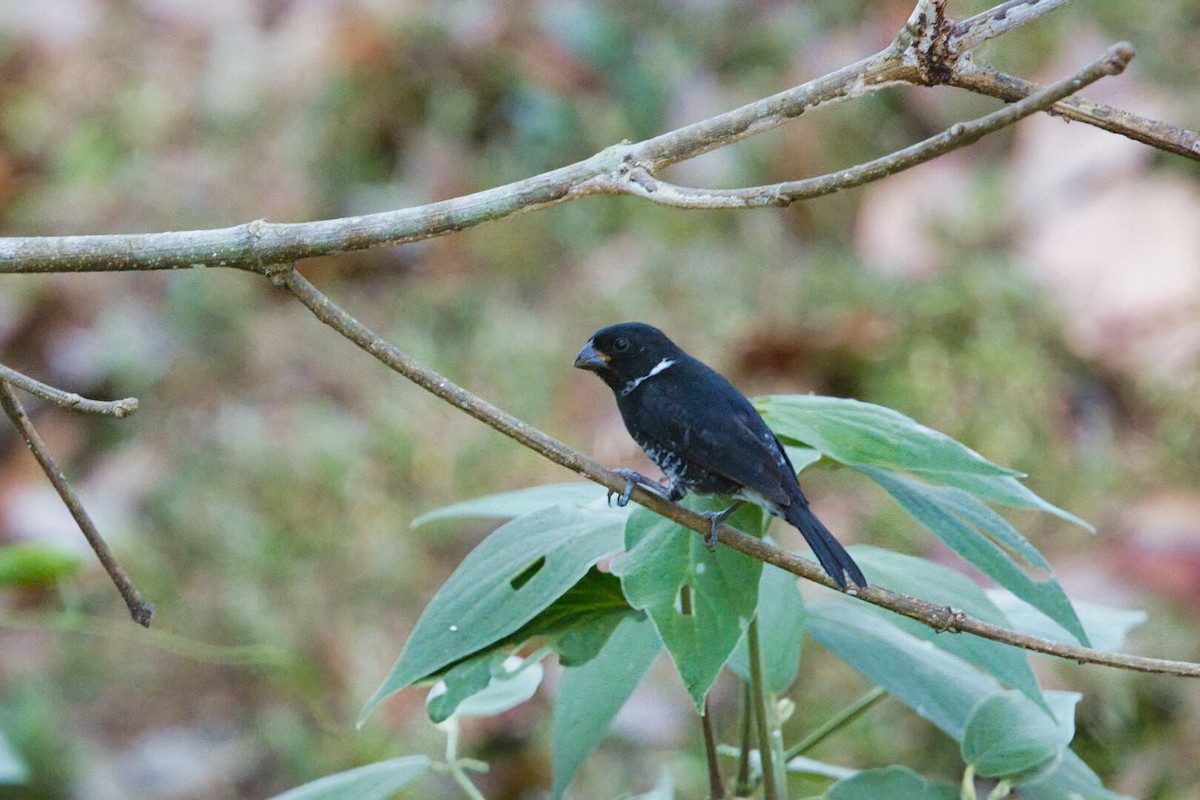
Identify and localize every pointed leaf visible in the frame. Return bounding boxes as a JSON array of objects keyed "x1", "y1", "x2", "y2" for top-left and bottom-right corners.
[
  {"x1": 757, "y1": 395, "x2": 1019, "y2": 478},
  {"x1": 611, "y1": 501, "x2": 765, "y2": 710},
  {"x1": 268, "y1": 756, "x2": 431, "y2": 800},
  {"x1": 758, "y1": 395, "x2": 1090, "y2": 531},
  {"x1": 727, "y1": 562, "x2": 805, "y2": 693},
  {"x1": 826, "y1": 766, "x2": 958, "y2": 800},
  {"x1": 359, "y1": 506, "x2": 624, "y2": 724},
  {"x1": 934, "y1": 471, "x2": 1092, "y2": 531},
  {"x1": 808, "y1": 599, "x2": 1002, "y2": 738},
  {"x1": 412, "y1": 483, "x2": 620, "y2": 527},
  {"x1": 509, "y1": 567, "x2": 639, "y2": 666},
  {"x1": 552, "y1": 615, "x2": 662, "y2": 800},
  {"x1": 985, "y1": 590, "x2": 1145, "y2": 653},
  {"x1": 849, "y1": 547, "x2": 1047, "y2": 712},
  {"x1": 858, "y1": 468, "x2": 1088, "y2": 646}
]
